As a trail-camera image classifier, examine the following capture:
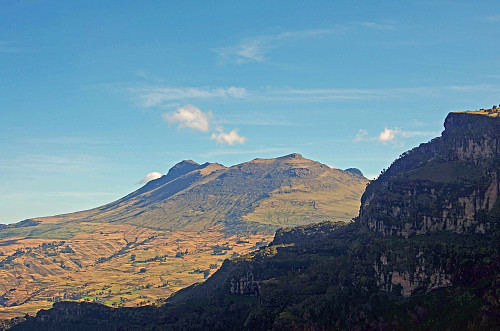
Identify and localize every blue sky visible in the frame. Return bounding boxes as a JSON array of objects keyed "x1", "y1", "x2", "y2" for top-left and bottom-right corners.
[{"x1": 1, "y1": 1, "x2": 500, "y2": 223}]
